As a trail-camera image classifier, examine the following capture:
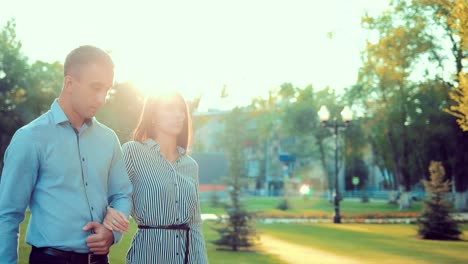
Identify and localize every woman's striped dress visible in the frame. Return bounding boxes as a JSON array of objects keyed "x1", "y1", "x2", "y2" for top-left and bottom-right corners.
[{"x1": 123, "y1": 139, "x2": 208, "y2": 264}]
